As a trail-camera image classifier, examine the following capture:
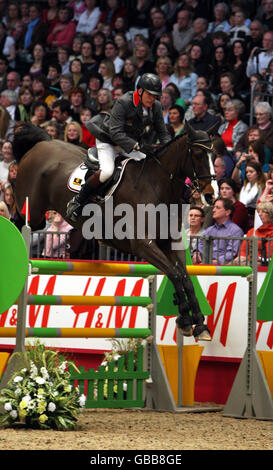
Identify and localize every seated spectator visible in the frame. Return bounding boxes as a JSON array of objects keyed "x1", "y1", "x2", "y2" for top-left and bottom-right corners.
[
  {"x1": 227, "y1": 9, "x2": 250, "y2": 45},
  {"x1": 218, "y1": 177, "x2": 249, "y2": 233},
  {"x1": 7, "y1": 160, "x2": 18, "y2": 189},
  {"x1": 42, "y1": 0, "x2": 60, "y2": 34},
  {"x1": 160, "y1": 87, "x2": 175, "y2": 123},
  {"x1": 235, "y1": 102, "x2": 273, "y2": 154},
  {"x1": 58, "y1": 73, "x2": 74, "y2": 100},
  {"x1": 232, "y1": 139, "x2": 271, "y2": 186},
  {"x1": 31, "y1": 100, "x2": 51, "y2": 128},
  {"x1": 84, "y1": 72, "x2": 103, "y2": 112},
  {"x1": 98, "y1": 0, "x2": 127, "y2": 32},
  {"x1": 208, "y1": 2, "x2": 231, "y2": 33},
  {"x1": 218, "y1": 99, "x2": 248, "y2": 153},
  {"x1": 148, "y1": 8, "x2": 169, "y2": 56},
  {"x1": 192, "y1": 17, "x2": 214, "y2": 61},
  {"x1": 192, "y1": 197, "x2": 244, "y2": 265},
  {"x1": 45, "y1": 120, "x2": 62, "y2": 140},
  {"x1": 188, "y1": 42, "x2": 211, "y2": 78},
  {"x1": 170, "y1": 52, "x2": 197, "y2": 105},
  {"x1": 188, "y1": 93, "x2": 220, "y2": 131},
  {"x1": 0, "y1": 55, "x2": 8, "y2": 93},
  {"x1": 229, "y1": 39, "x2": 249, "y2": 94},
  {"x1": 122, "y1": 56, "x2": 139, "y2": 92},
  {"x1": 155, "y1": 56, "x2": 172, "y2": 89},
  {"x1": 3, "y1": 183, "x2": 16, "y2": 222},
  {"x1": 69, "y1": 35, "x2": 84, "y2": 62},
  {"x1": 213, "y1": 156, "x2": 226, "y2": 182},
  {"x1": 15, "y1": 86, "x2": 35, "y2": 122},
  {"x1": 99, "y1": 58, "x2": 115, "y2": 90},
  {"x1": 0, "y1": 104, "x2": 14, "y2": 141},
  {"x1": 186, "y1": 205, "x2": 205, "y2": 256},
  {"x1": 47, "y1": 62, "x2": 62, "y2": 94},
  {"x1": 104, "y1": 39, "x2": 124, "y2": 74},
  {"x1": 246, "y1": 30, "x2": 273, "y2": 78},
  {"x1": 6, "y1": 71, "x2": 21, "y2": 95},
  {"x1": 64, "y1": 120, "x2": 88, "y2": 149},
  {"x1": 68, "y1": 0, "x2": 87, "y2": 23},
  {"x1": 92, "y1": 31, "x2": 106, "y2": 63},
  {"x1": 188, "y1": 187, "x2": 213, "y2": 229},
  {"x1": 17, "y1": 3, "x2": 48, "y2": 71},
  {"x1": 112, "y1": 16, "x2": 131, "y2": 44},
  {"x1": 165, "y1": 82, "x2": 186, "y2": 110},
  {"x1": 69, "y1": 58, "x2": 86, "y2": 89},
  {"x1": 134, "y1": 42, "x2": 155, "y2": 75},
  {"x1": 171, "y1": 8, "x2": 194, "y2": 54},
  {"x1": 5, "y1": 1, "x2": 24, "y2": 42},
  {"x1": 218, "y1": 71, "x2": 241, "y2": 100},
  {"x1": 79, "y1": 107, "x2": 96, "y2": 147},
  {"x1": 113, "y1": 31, "x2": 132, "y2": 61},
  {"x1": 69, "y1": 86, "x2": 86, "y2": 123},
  {"x1": 47, "y1": 6, "x2": 76, "y2": 49},
  {"x1": 239, "y1": 161, "x2": 266, "y2": 228},
  {"x1": 31, "y1": 74, "x2": 57, "y2": 108},
  {"x1": 42, "y1": 210, "x2": 73, "y2": 259},
  {"x1": 0, "y1": 199, "x2": 10, "y2": 218},
  {"x1": 96, "y1": 88, "x2": 113, "y2": 113},
  {"x1": 0, "y1": 89, "x2": 18, "y2": 121},
  {"x1": 168, "y1": 104, "x2": 184, "y2": 136},
  {"x1": 233, "y1": 201, "x2": 273, "y2": 266},
  {"x1": 127, "y1": 0, "x2": 152, "y2": 43},
  {"x1": 212, "y1": 136, "x2": 236, "y2": 177},
  {"x1": 28, "y1": 43, "x2": 48, "y2": 78},
  {"x1": 0, "y1": 140, "x2": 14, "y2": 194},
  {"x1": 57, "y1": 45, "x2": 71, "y2": 74},
  {"x1": 20, "y1": 2, "x2": 30, "y2": 26},
  {"x1": 259, "y1": 167, "x2": 273, "y2": 203},
  {"x1": 209, "y1": 45, "x2": 231, "y2": 94},
  {"x1": 76, "y1": 0, "x2": 101, "y2": 36},
  {"x1": 0, "y1": 22, "x2": 15, "y2": 70}
]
